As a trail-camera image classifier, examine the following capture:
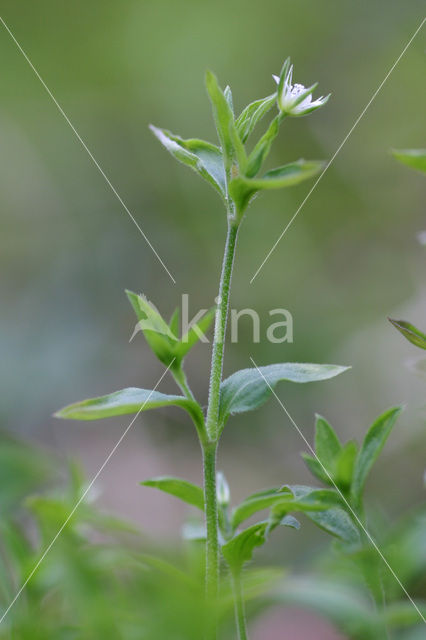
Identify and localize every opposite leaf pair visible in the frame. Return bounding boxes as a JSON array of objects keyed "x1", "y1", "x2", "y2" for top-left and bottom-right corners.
[
  {"x1": 151, "y1": 58, "x2": 328, "y2": 220},
  {"x1": 141, "y1": 474, "x2": 359, "y2": 575}
]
